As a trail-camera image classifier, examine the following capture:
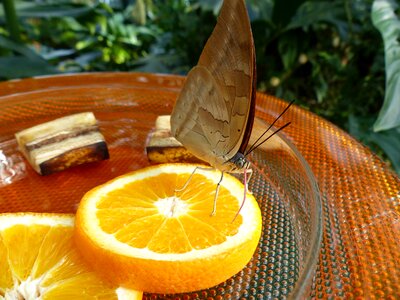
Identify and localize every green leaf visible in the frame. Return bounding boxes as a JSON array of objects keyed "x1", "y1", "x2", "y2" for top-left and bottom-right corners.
[
  {"x1": 314, "y1": 74, "x2": 328, "y2": 103},
  {"x1": 277, "y1": 35, "x2": 299, "y2": 69},
  {"x1": 0, "y1": 2, "x2": 95, "y2": 18},
  {"x1": 272, "y1": 0, "x2": 306, "y2": 29},
  {"x1": 76, "y1": 37, "x2": 97, "y2": 50},
  {"x1": 132, "y1": 54, "x2": 174, "y2": 73},
  {"x1": 287, "y1": 1, "x2": 348, "y2": 38},
  {"x1": 196, "y1": 0, "x2": 273, "y2": 21},
  {"x1": 0, "y1": 34, "x2": 41, "y2": 59},
  {"x1": 2, "y1": 0, "x2": 21, "y2": 42},
  {"x1": 246, "y1": 0, "x2": 274, "y2": 22},
  {"x1": 42, "y1": 49, "x2": 76, "y2": 60},
  {"x1": 195, "y1": 0, "x2": 223, "y2": 14},
  {"x1": 73, "y1": 51, "x2": 102, "y2": 67},
  {"x1": 348, "y1": 115, "x2": 400, "y2": 175},
  {"x1": 370, "y1": 128, "x2": 400, "y2": 174},
  {"x1": 132, "y1": 0, "x2": 147, "y2": 25},
  {"x1": 371, "y1": 0, "x2": 400, "y2": 131},
  {"x1": 0, "y1": 56, "x2": 59, "y2": 79}
]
